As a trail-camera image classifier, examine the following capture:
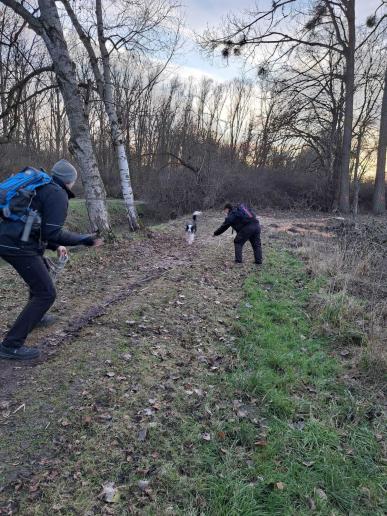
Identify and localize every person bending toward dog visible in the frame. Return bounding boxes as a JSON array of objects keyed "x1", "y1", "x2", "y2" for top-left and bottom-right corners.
[
  {"x1": 0, "y1": 160, "x2": 103, "y2": 361},
  {"x1": 213, "y1": 203, "x2": 262, "y2": 265}
]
